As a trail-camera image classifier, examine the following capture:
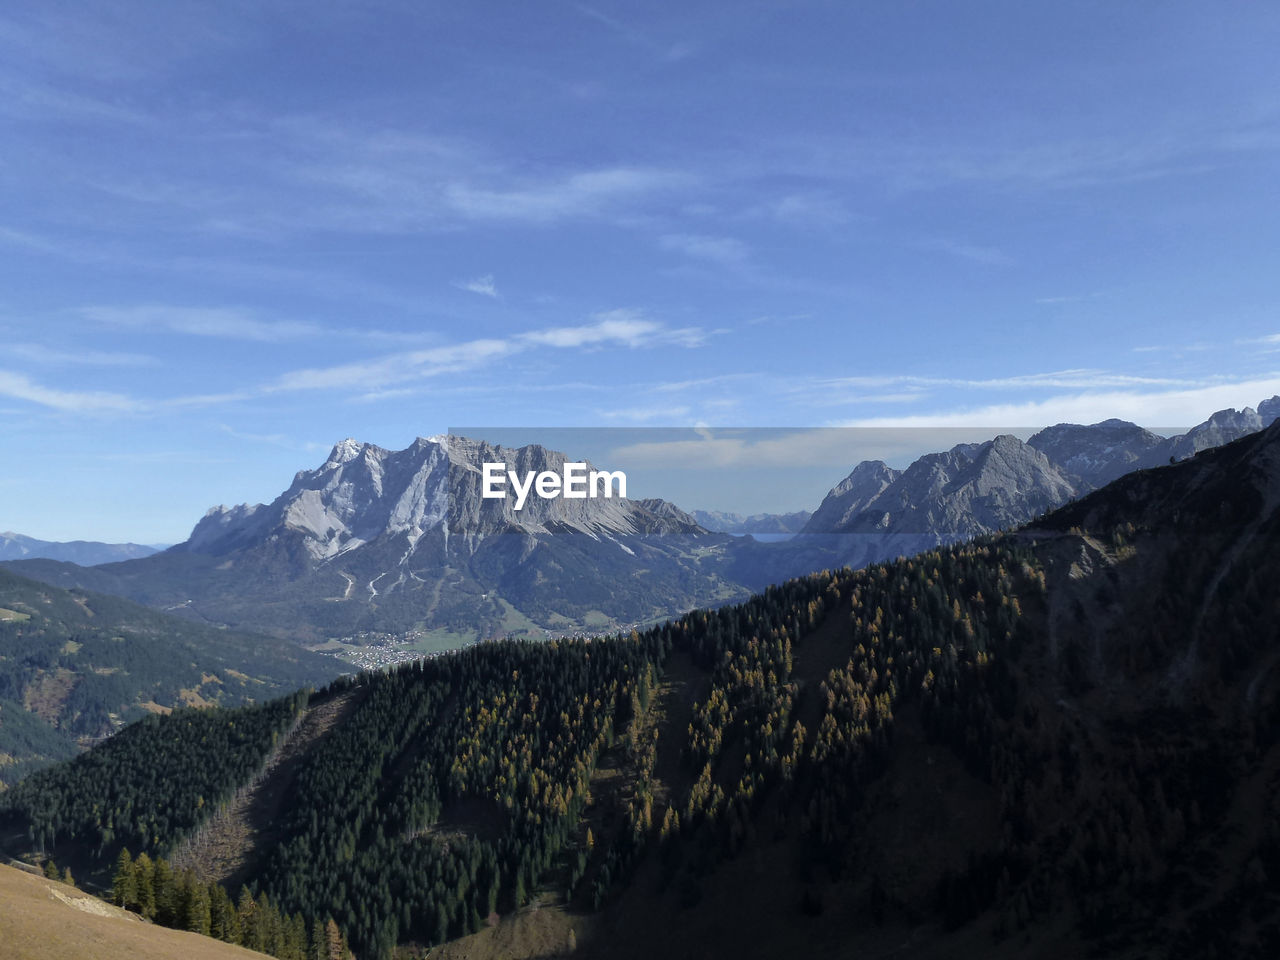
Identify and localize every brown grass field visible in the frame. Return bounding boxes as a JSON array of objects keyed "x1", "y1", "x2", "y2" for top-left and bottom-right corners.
[{"x1": 0, "y1": 863, "x2": 267, "y2": 960}]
